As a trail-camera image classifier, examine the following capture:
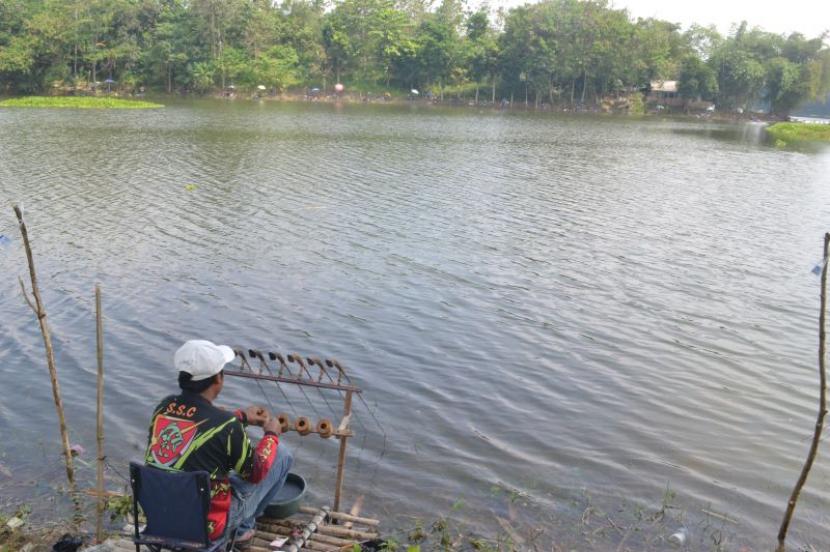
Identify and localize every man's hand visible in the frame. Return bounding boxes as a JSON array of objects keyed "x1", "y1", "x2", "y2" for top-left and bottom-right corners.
[
  {"x1": 263, "y1": 413, "x2": 282, "y2": 436},
  {"x1": 244, "y1": 405, "x2": 269, "y2": 427}
]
